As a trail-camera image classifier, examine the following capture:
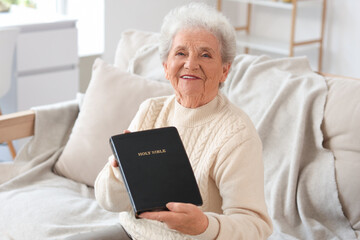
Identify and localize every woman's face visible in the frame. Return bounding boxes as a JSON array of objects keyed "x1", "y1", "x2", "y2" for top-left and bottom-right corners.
[{"x1": 163, "y1": 28, "x2": 231, "y2": 108}]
